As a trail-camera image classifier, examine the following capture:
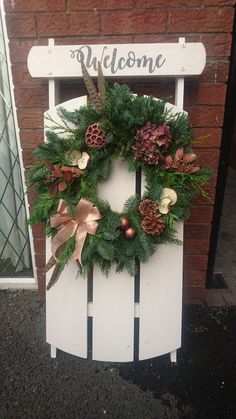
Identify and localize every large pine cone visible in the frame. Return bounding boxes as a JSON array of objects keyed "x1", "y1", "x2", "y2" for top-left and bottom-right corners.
[
  {"x1": 85, "y1": 123, "x2": 106, "y2": 149},
  {"x1": 139, "y1": 199, "x2": 158, "y2": 216},
  {"x1": 133, "y1": 121, "x2": 172, "y2": 165},
  {"x1": 141, "y1": 214, "x2": 165, "y2": 236}
]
